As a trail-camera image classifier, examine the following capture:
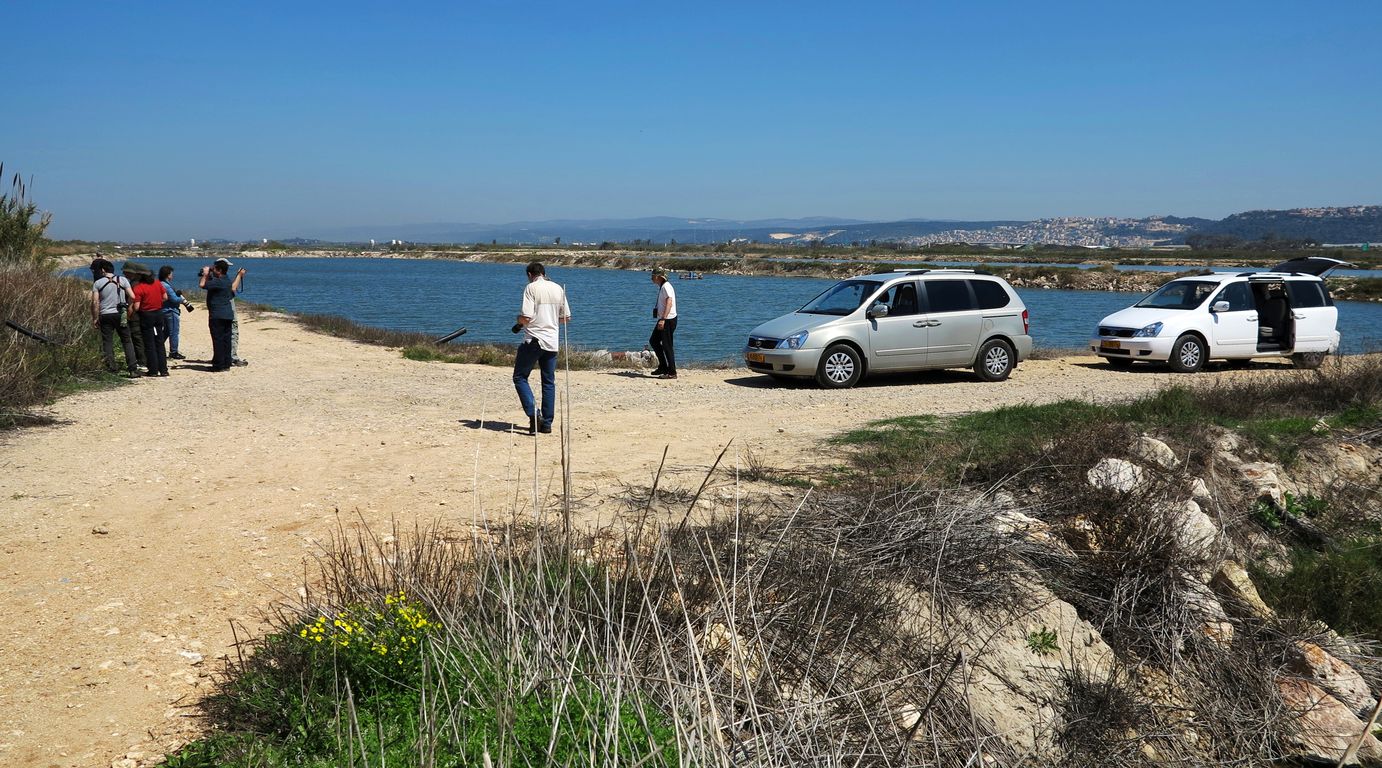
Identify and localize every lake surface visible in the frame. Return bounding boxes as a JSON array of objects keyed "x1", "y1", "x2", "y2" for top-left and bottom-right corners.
[{"x1": 110, "y1": 258, "x2": 1382, "y2": 361}]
